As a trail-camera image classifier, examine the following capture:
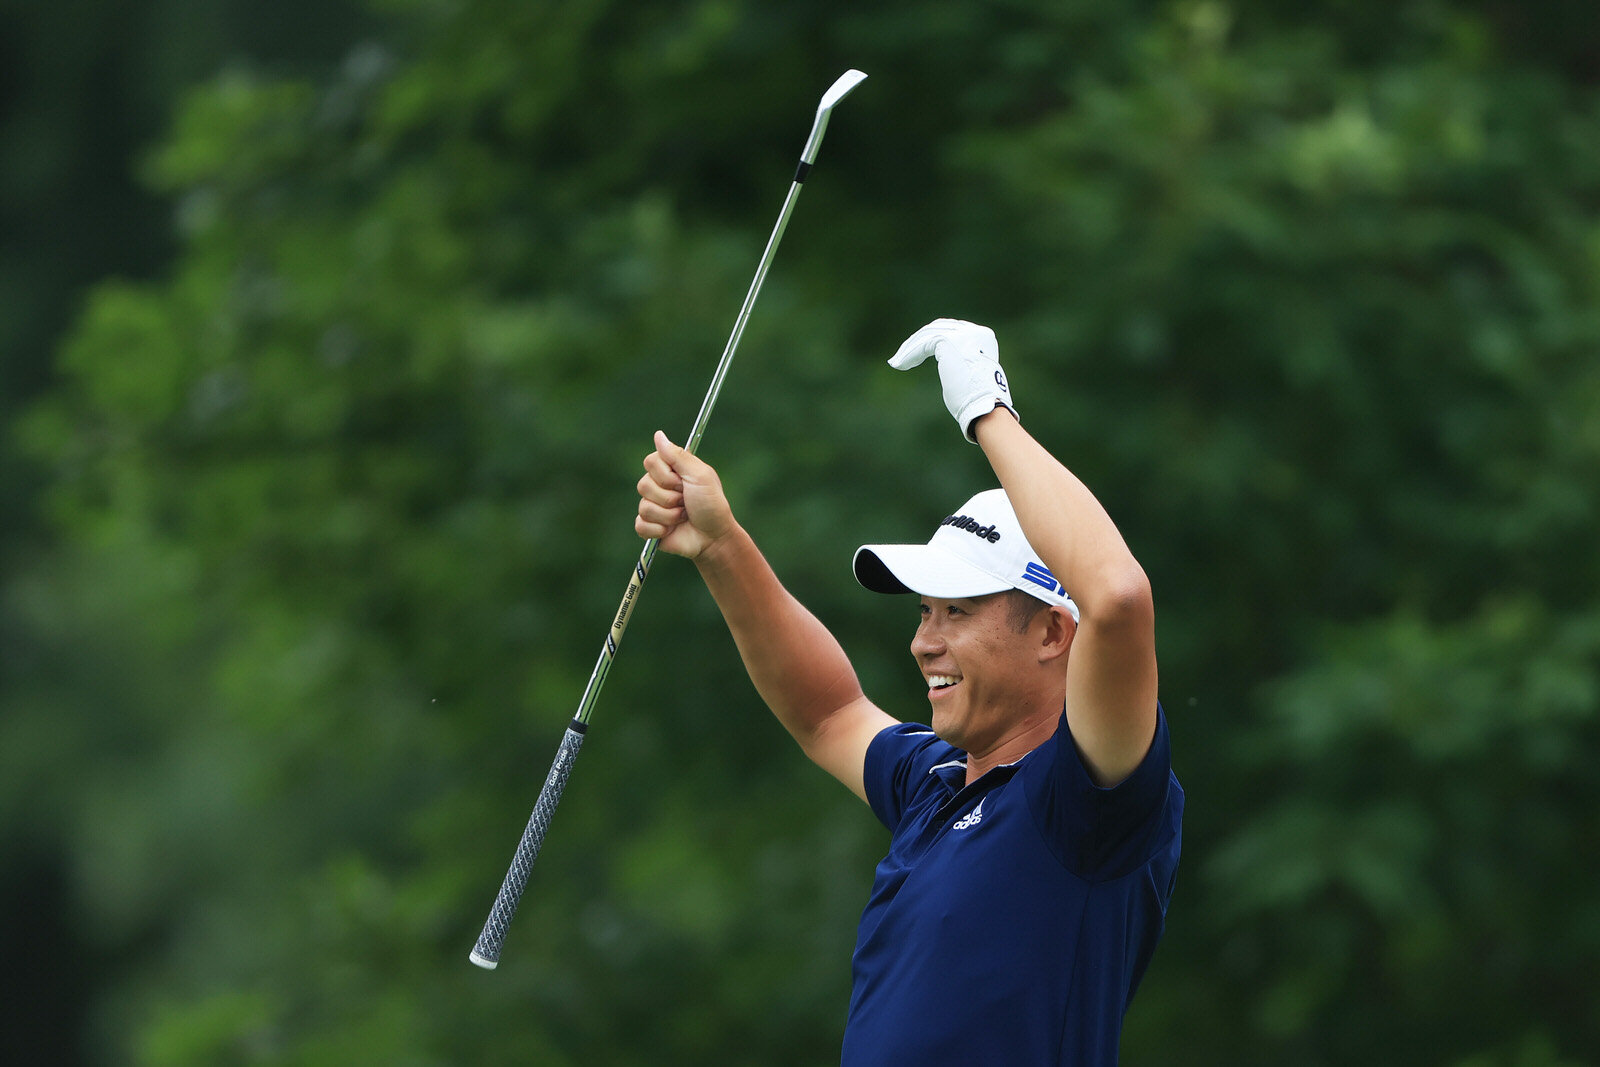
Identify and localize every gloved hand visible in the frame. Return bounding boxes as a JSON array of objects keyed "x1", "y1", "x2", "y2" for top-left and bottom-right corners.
[{"x1": 887, "y1": 318, "x2": 1017, "y2": 443}]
